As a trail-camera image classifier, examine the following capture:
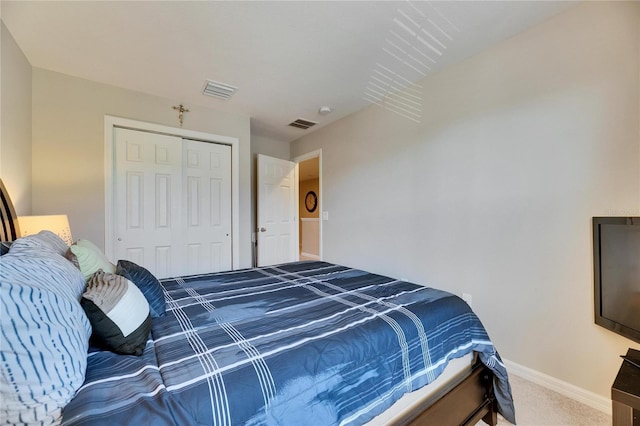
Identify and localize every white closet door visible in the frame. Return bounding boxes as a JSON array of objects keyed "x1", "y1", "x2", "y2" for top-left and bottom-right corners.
[
  {"x1": 114, "y1": 128, "x2": 183, "y2": 278},
  {"x1": 183, "y1": 140, "x2": 232, "y2": 274}
]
